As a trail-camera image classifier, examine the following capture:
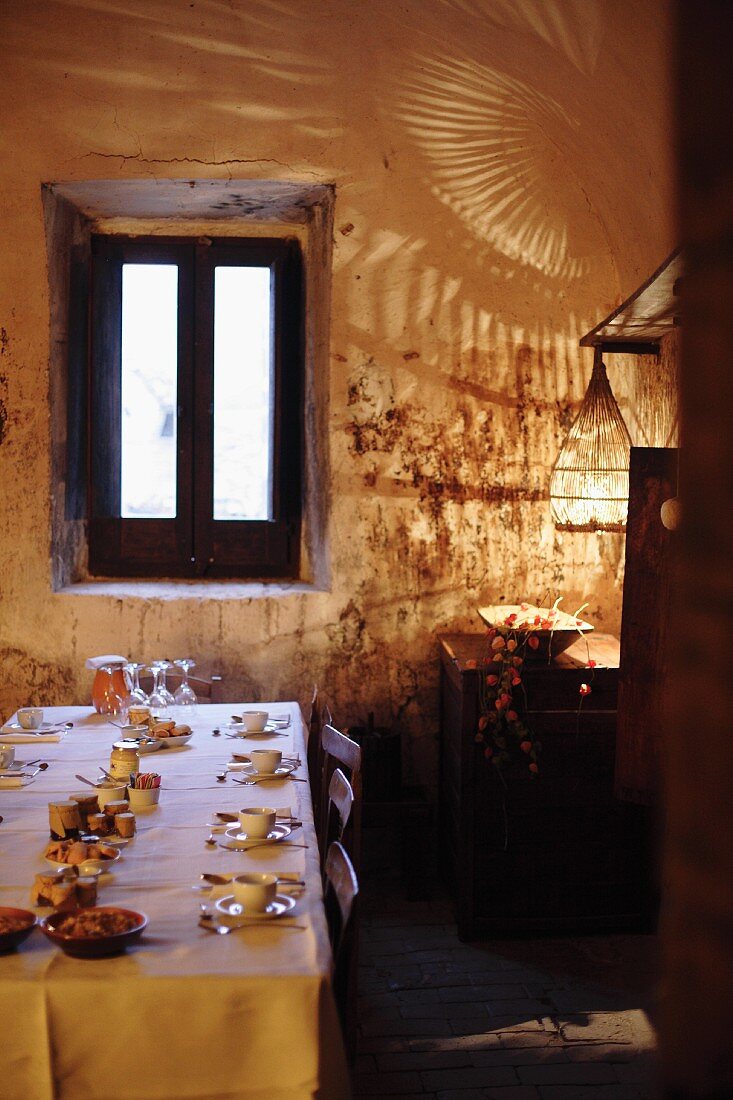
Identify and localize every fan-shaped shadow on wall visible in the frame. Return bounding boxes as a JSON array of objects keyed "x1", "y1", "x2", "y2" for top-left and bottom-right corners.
[
  {"x1": 394, "y1": 52, "x2": 599, "y2": 280},
  {"x1": 433, "y1": 0, "x2": 605, "y2": 76}
]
